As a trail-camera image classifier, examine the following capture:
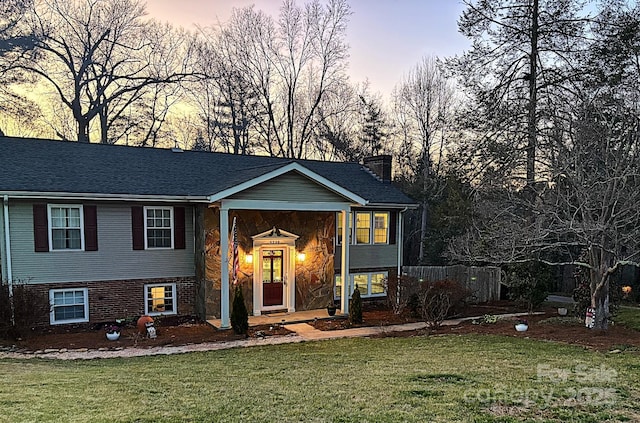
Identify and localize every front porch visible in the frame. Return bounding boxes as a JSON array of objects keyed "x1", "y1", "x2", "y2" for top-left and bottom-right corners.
[{"x1": 207, "y1": 308, "x2": 345, "y2": 328}]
